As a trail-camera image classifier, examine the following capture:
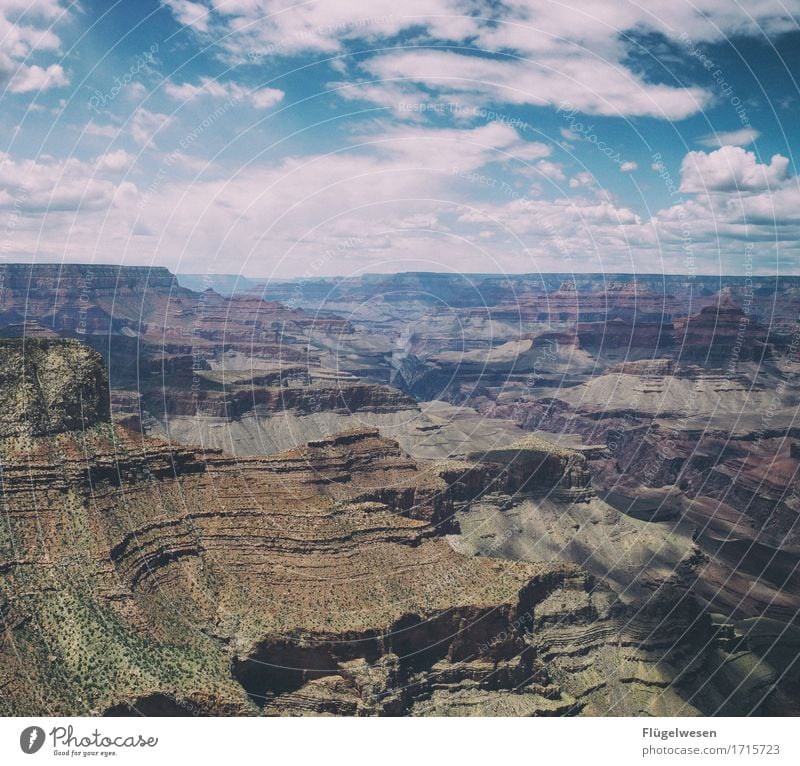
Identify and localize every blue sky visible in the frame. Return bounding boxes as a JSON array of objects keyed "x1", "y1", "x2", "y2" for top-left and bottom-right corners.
[{"x1": 1, "y1": 0, "x2": 799, "y2": 277}]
